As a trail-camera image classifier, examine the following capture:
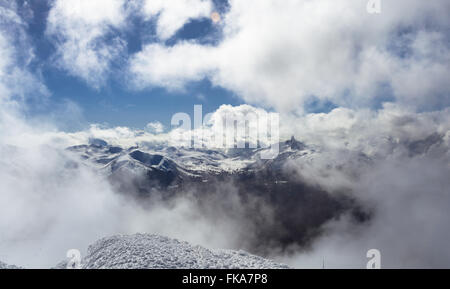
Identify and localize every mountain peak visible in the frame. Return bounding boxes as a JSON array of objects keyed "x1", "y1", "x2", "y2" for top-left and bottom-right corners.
[
  {"x1": 88, "y1": 138, "x2": 108, "y2": 147},
  {"x1": 285, "y1": 136, "x2": 305, "y2": 150}
]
